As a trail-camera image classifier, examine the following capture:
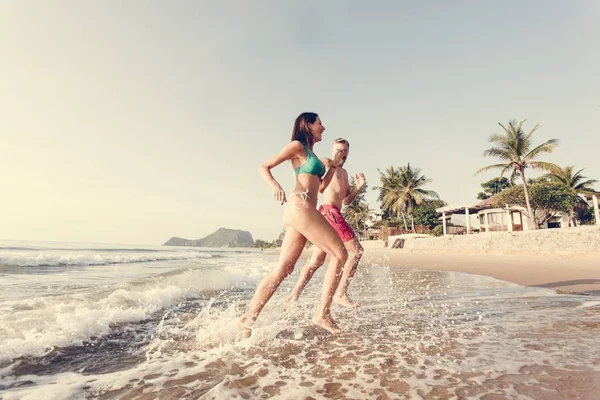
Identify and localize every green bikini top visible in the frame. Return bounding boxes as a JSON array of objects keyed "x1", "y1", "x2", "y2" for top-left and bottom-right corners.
[{"x1": 295, "y1": 144, "x2": 326, "y2": 178}]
